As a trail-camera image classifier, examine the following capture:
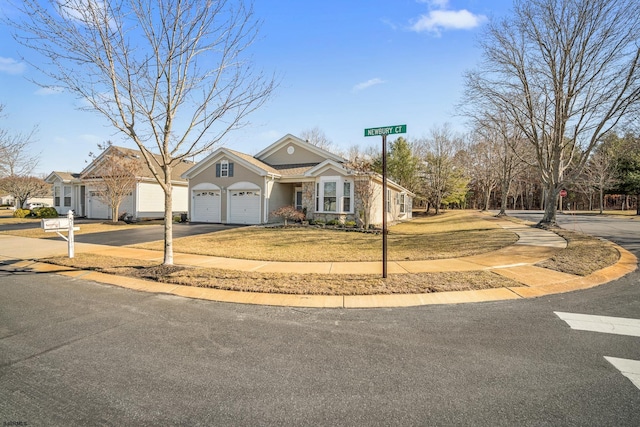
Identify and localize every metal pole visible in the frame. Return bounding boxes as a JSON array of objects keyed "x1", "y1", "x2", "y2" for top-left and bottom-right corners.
[{"x1": 382, "y1": 134, "x2": 387, "y2": 279}]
